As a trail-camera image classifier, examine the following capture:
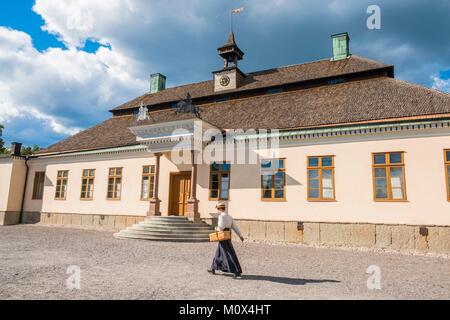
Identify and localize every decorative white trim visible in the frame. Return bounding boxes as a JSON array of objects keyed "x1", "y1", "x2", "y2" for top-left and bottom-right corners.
[
  {"x1": 211, "y1": 119, "x2": 450, "y2": 145},
  {"x1": 130, "y1": 118, "x2": 219, "y2": 153},
  {"x1": 35, "y1": 145, "x2": 148, "y2": 159}
]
